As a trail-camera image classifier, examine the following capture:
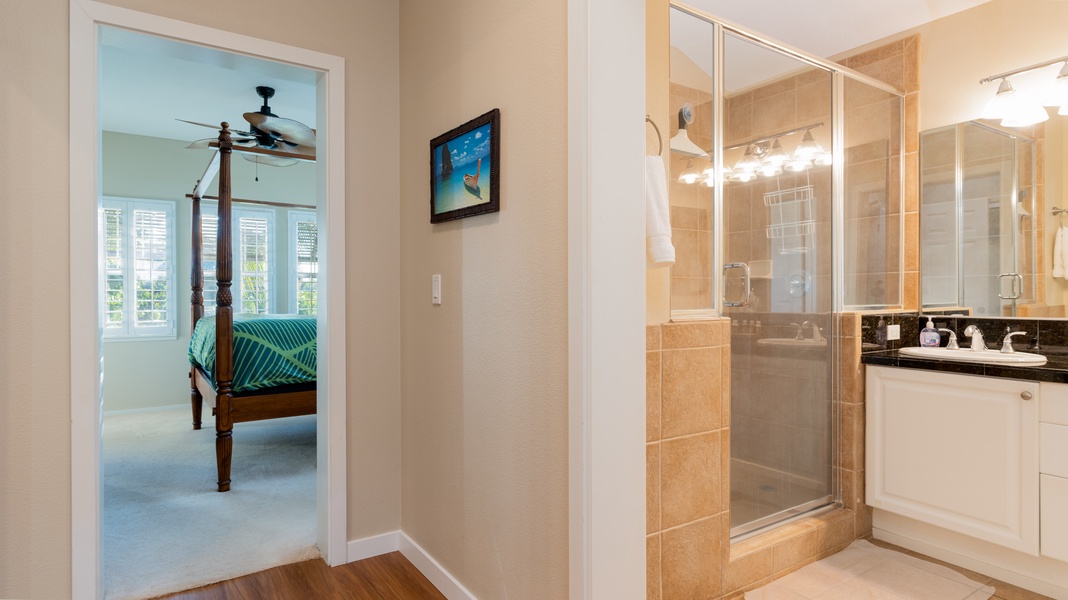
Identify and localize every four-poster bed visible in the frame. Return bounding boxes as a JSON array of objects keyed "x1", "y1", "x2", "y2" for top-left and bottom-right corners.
[{"x1": 187, "y1": 123, "x2": 317, "y2": 492}]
